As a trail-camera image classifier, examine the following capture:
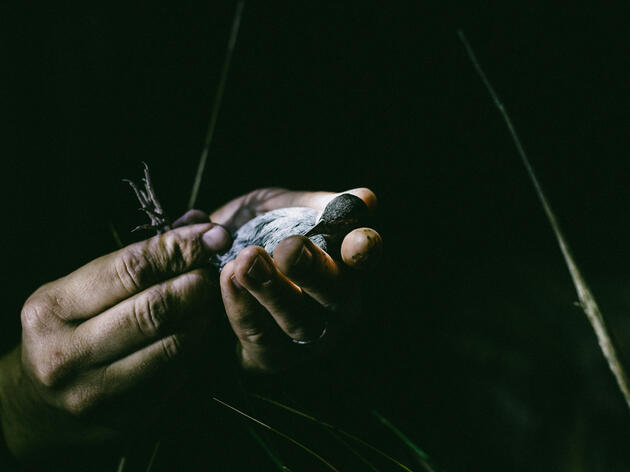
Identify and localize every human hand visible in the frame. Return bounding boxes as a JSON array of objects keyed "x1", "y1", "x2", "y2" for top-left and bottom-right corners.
[
  {"x1": 176, "y1": 188, "x2": 382, "y2": 373},
  {"x1": 1, "y1": 223, "x2": 231, "y2": 458}
]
